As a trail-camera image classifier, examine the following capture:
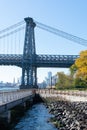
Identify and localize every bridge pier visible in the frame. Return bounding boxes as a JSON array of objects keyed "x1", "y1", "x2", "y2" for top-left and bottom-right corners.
[{"x1": 21, "y1": 17, "x2": 37, "y2": 88}]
